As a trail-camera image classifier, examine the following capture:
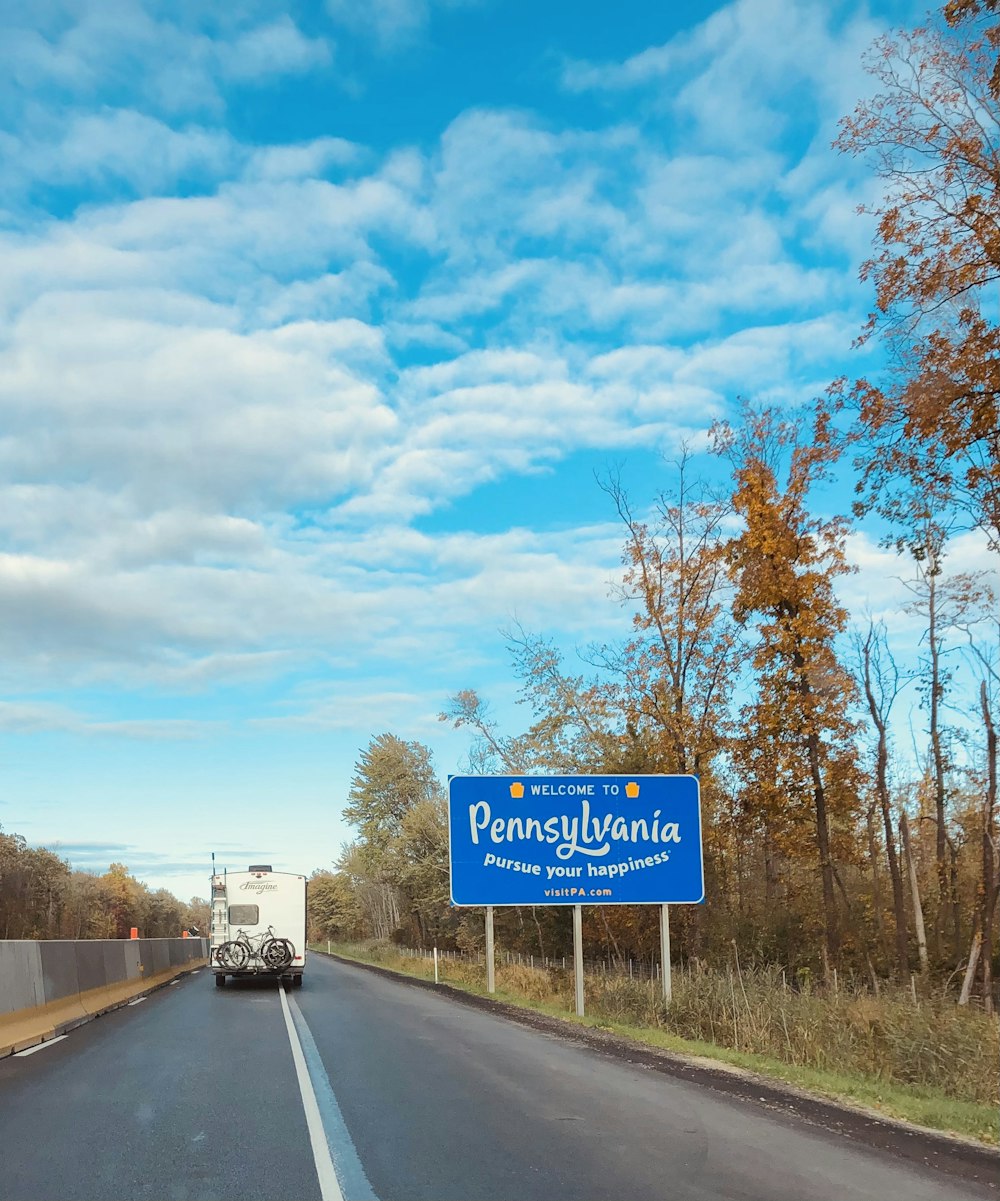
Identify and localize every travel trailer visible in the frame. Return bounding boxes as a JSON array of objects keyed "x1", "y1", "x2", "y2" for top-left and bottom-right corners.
[{"x1": 210, "y1": 865, "x2": 306, "y2": 987}]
